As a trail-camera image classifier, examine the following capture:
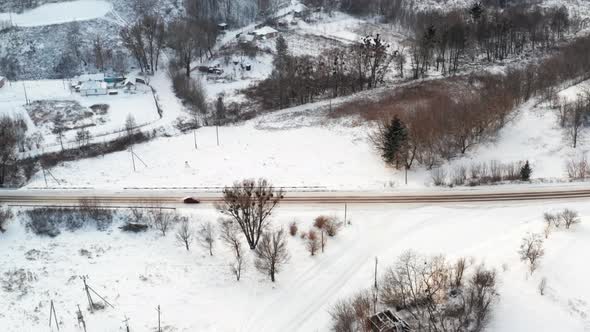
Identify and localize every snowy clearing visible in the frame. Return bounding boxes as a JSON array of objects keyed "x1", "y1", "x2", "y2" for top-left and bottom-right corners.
[
  {"x1": 0, "y1": 0, "x2": 112, "y2": 27},
  {"x1": 1, "y1": 202, "x2": 589, "y2": 331}
]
